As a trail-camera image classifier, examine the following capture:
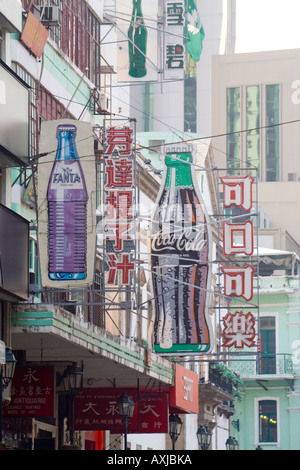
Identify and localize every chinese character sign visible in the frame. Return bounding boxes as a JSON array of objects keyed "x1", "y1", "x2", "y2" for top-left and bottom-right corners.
[
  {"x1": 103, "y1": 125, "x2": 136, "y2": 288},
  {"x1": 220, "y1": 174, "x2": 257, "y2": 349},
  {"x1": 220, "y1": 175, "x2": 254, "y2": 211},
  {"x1": 221, "y1": 265, "x2": 255, "y2": 301},
  {"x1": 169, "y1": 363, "x2": 199, "y2": 413},
  {"x1": 164, "y1": 1, "x2": 185, "y2": 80},
  {"x1": 3, "y1": 366, "x2": 55, "y2": 418},
  {"x1": 73, "y1": 389, "x2": 168, "y2": 433},
  {"x1": 222, "y1": 311, "x2": 256, "y2": 349}
]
